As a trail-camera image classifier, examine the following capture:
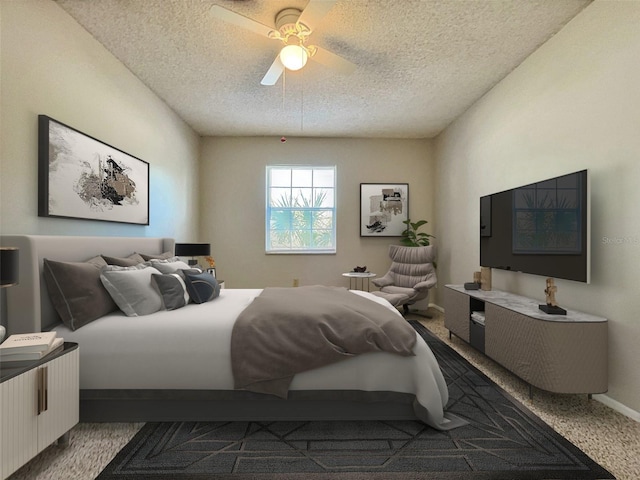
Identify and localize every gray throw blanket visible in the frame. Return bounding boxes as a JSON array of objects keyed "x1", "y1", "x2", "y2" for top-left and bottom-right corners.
[{"x1": 231, "y1": 285, "x2": 417, "y2": 398}]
